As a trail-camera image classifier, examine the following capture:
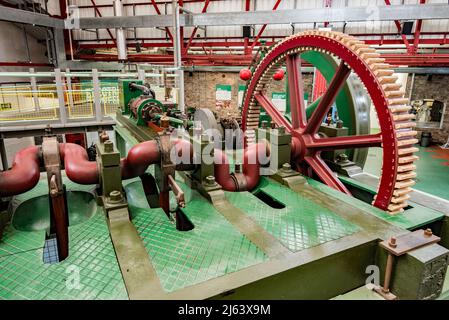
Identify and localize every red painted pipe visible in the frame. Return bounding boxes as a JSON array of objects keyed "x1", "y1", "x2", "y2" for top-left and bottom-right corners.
[
  {"x1": 121, "y1": 141, "x2": 161, "y2": 179},
  {"x1": 214, "y1": 142, "x2": 269, "y2": 191},
  {"x1": 0, "y1": 146, "x2": 40, "y2": 197},
  {"x1": 61, "y1": 139, "x2": 194, "y2": 184},
  {"x1": 59, "y1": 143, "x2": 99, "y2": 184}
]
